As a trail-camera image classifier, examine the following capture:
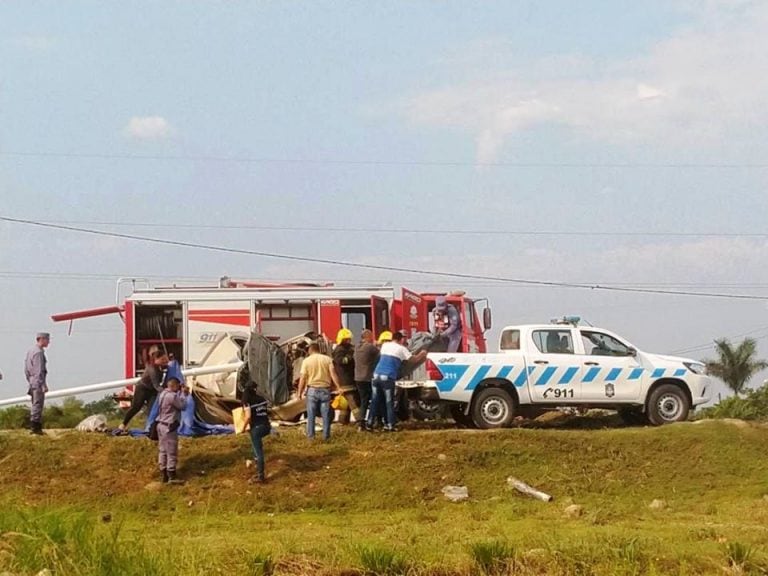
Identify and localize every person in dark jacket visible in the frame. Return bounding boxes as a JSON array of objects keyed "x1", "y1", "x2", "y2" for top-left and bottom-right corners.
[
  {"x1": 332, "y1": 328, "x2": 357, "y2": 424},
  {"x1": 353, "y1": 329, "x2": 379, "y2": 430},
  {"x1": 242, "y1": 384, "x2": 271, "y2": 483},
  {"x1": 118, "y1": 350, "x2": 169, "y2": 432}
]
